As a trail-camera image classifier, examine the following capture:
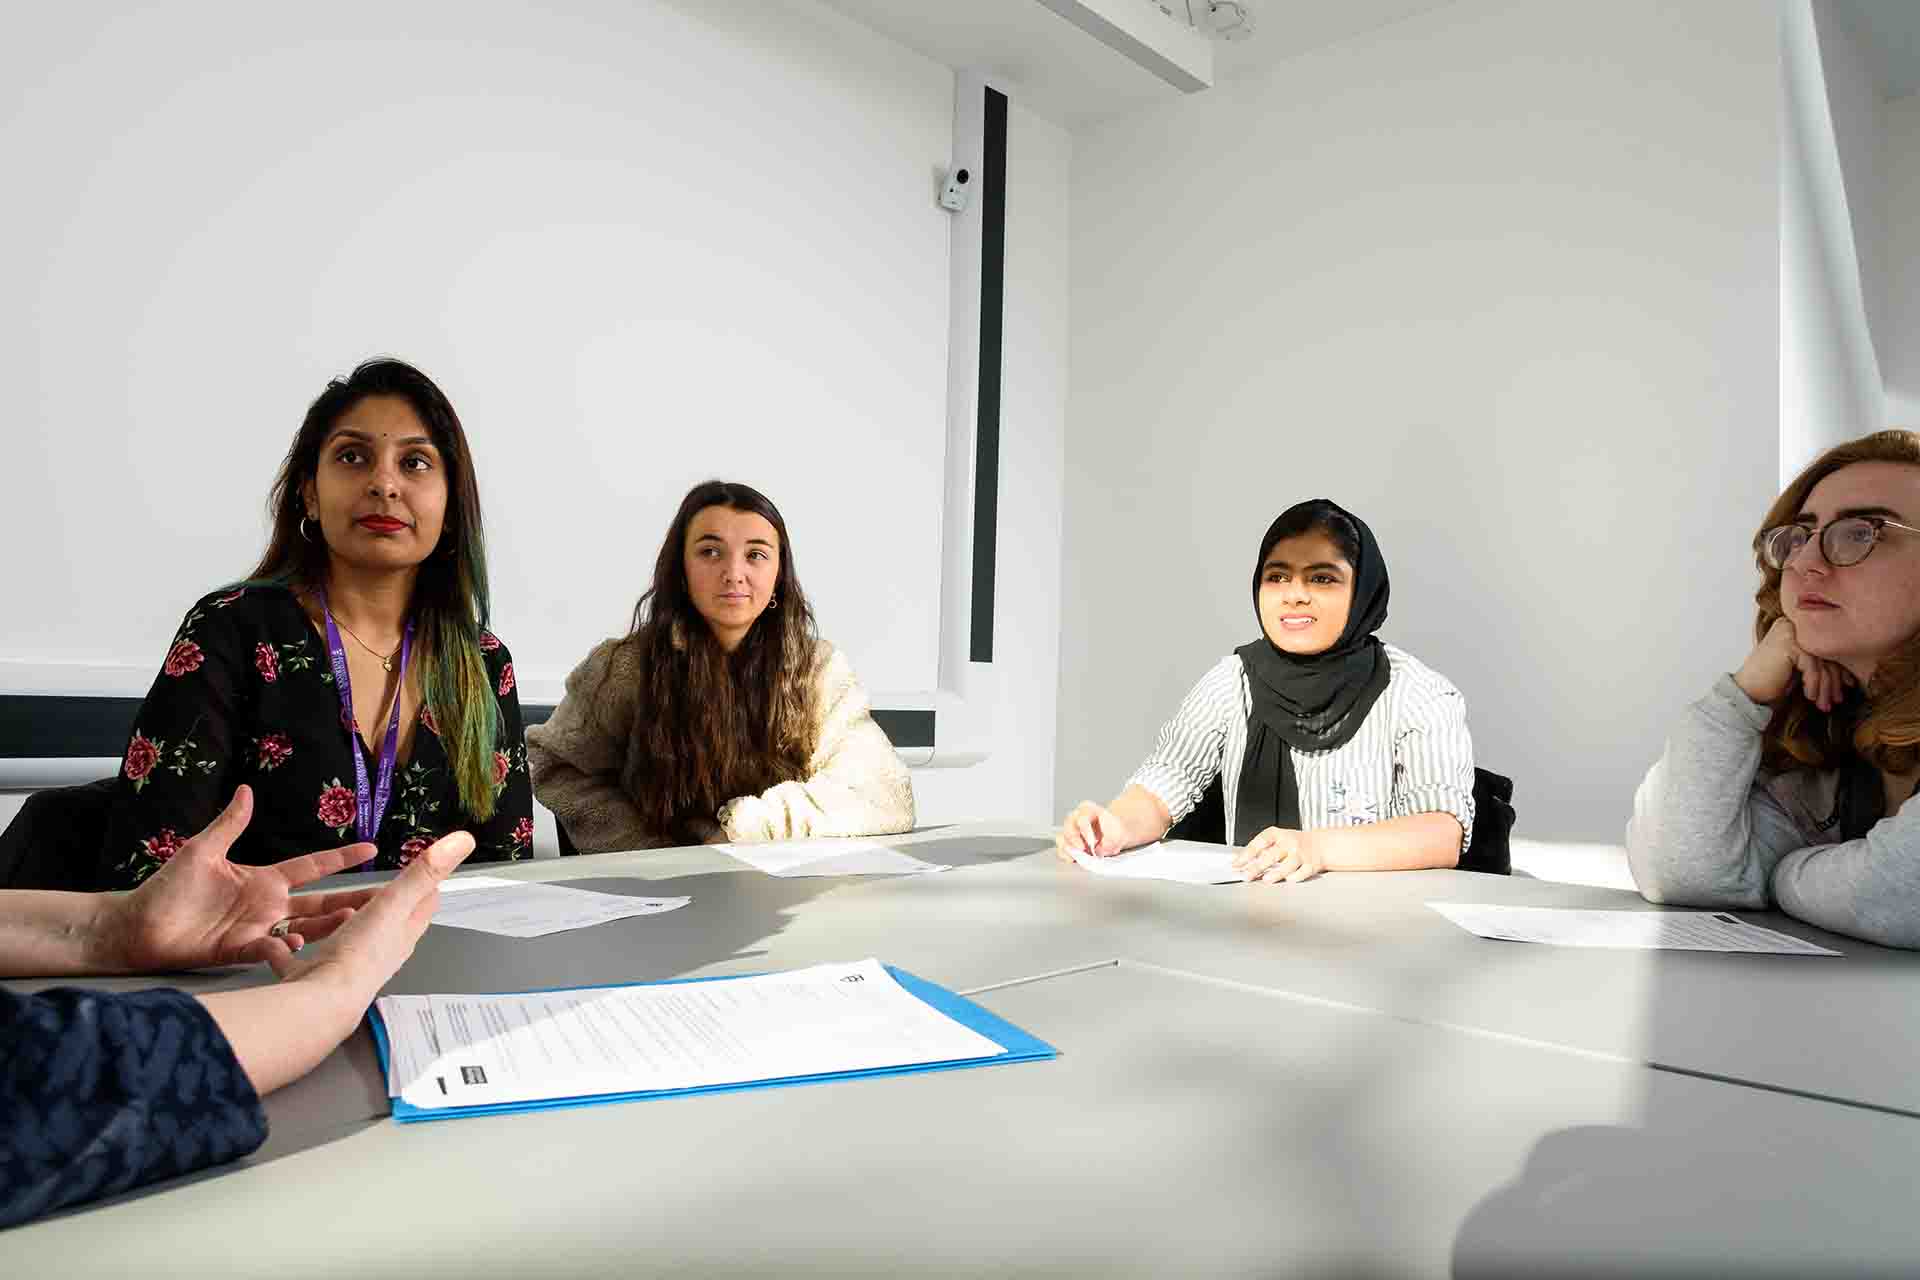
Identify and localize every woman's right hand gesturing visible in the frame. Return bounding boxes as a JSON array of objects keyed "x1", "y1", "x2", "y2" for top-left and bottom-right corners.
[{"x1": 1734, "y1": 617, "x2": 1854, "y2": 712}]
